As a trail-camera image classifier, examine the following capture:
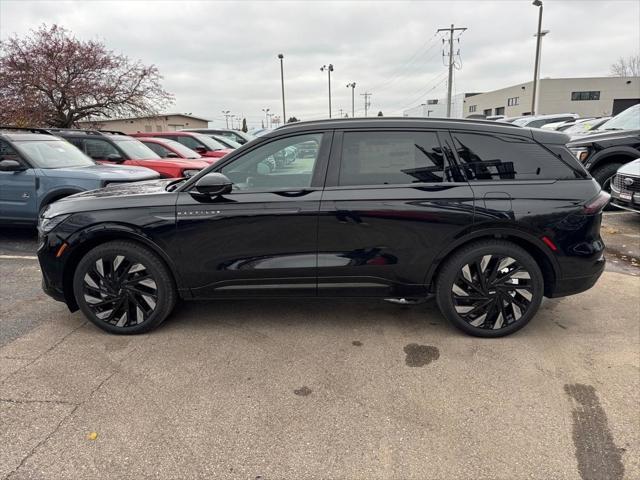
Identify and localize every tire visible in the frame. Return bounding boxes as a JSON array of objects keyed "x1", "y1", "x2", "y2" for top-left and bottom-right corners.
[
  {"x1": 592, "y1": 162, "x2": 622, "y2": 193},
  {"x1": 436, "y1": 240, "x2": 544, "y2": 338},
  {"x1": 73, "y1": 241, "x2": 176, "y2": 334}
]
